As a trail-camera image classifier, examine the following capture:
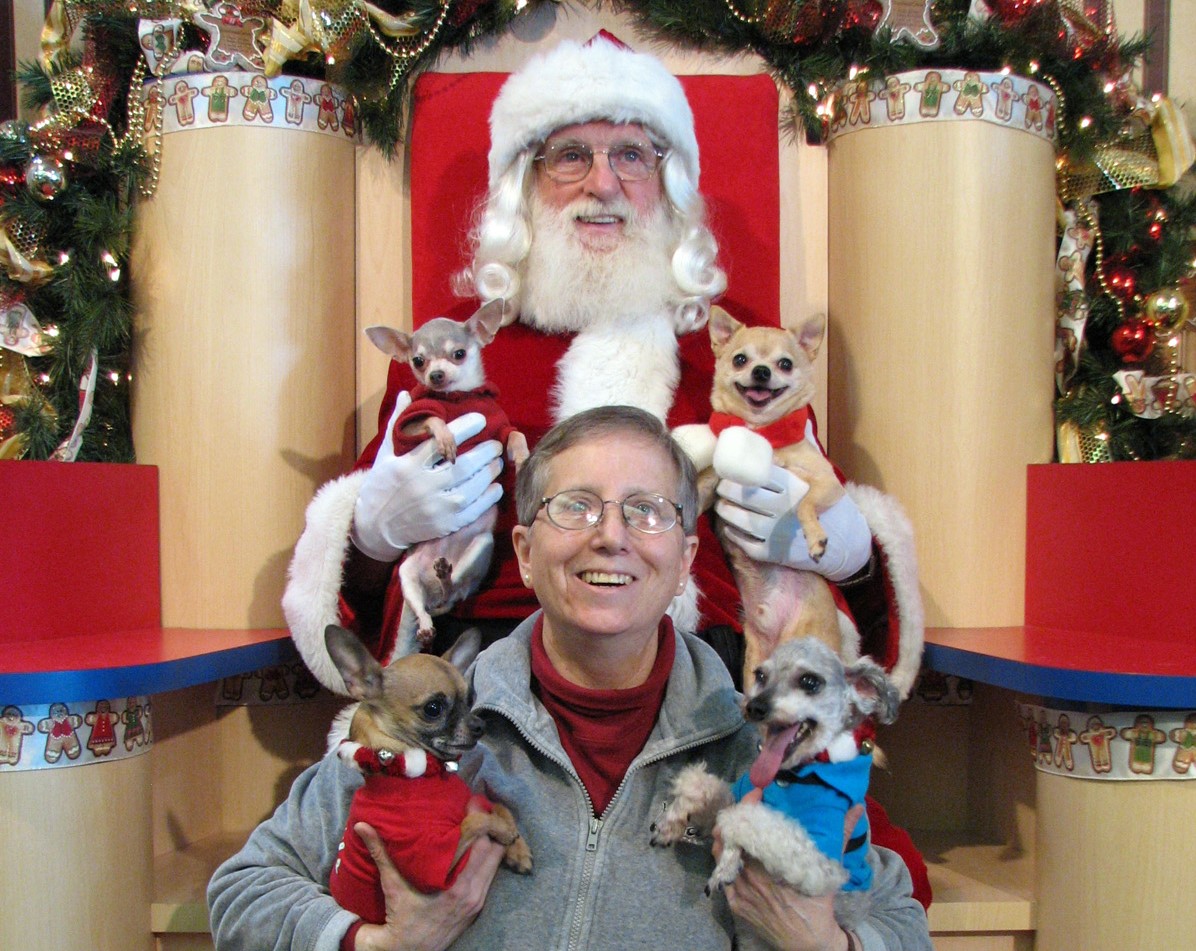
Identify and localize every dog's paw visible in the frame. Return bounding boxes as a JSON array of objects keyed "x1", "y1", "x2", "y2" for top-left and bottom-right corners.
[
  {"x1": 650, "y1": 763, "x2": 731, "y2": 846},
  {"x1": 705, "y1": 846, "x2": 744, "y2": 896},
  {"x1": 503, "y1": 836, "x2": 533, "y2": 875}
]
